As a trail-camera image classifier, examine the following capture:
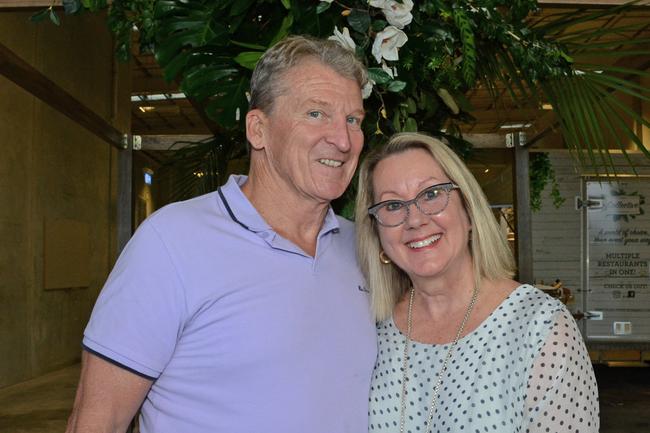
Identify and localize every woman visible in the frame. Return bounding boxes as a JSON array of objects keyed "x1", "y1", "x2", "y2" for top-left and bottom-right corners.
[{"x1": 356, "y1": 133, "x2": 598, "y2": 433}]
